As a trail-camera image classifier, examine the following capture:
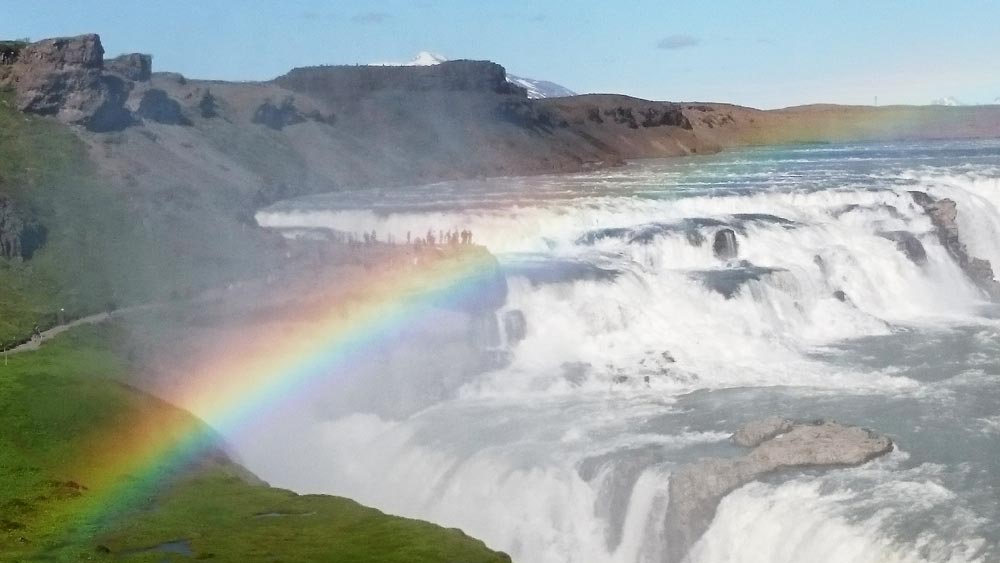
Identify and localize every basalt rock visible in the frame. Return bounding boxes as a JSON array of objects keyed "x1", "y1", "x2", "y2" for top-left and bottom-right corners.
[
  {"x1": 712, "y1": 228, "x2": 739, "y2": 260},
  {"x1": 664, "y1": 419, "x2": 893, "y2": 563},
  {"x1": 9, "y1": 34, "x2": 133, "y2": 131},
  {"x1": 878, "y1": 230, "x2": 928, "y2": 265},
  {"x1": 105, "y1": 53, "x2": 152, "y2": 81},
  {"x1": 275, "y1": 60, "x2": 527, "y2": 105},
  {"x1": 910, "y1": 191, "x2": 1000, "y2": 297}
]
